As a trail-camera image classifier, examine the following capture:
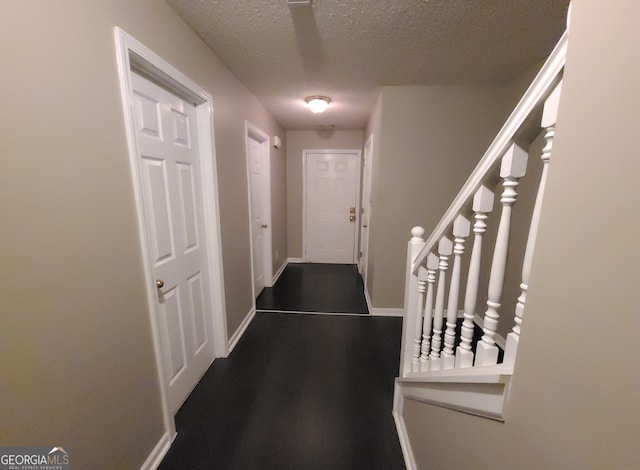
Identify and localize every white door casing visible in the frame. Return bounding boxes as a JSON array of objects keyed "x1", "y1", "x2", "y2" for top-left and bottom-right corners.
[
  {"x1": 303, "y1": 149, "x2": 361, "y2": 264},
  {"x1": 245, "y1": 122, "x2": 272, "y2": 297},
  {"x1": 115, "y1": 28, "x2": 227, "y2": 440},
  {"x1": 359, "y1": 135, "x2": 373, "y2": 282}
]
